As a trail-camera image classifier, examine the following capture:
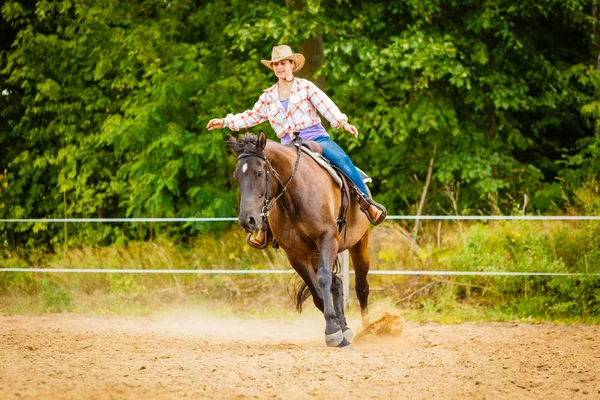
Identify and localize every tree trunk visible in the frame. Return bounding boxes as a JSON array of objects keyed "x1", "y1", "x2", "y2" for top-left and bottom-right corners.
[
  {"x1": 413, "y1": 145, "x2": 437, "y2": 242},
  {"x1": 486, "y1": 44, "x2": 498, "y2": 174},
  {"x1": 596, "y1": 53, "x2": 599, "y2": 140},
  {"x1": 487, "y1": 39, "x2": 499, "y2": 214},
  {"x1": 594, "y1": 2, "x2": 600, "y2": 139},
  {"x1": 286, "y1": 0, "x2": 325, "y2": 90},
  {"x1": 297, "y1": 36, "x2": 326, "y2": 90}
]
